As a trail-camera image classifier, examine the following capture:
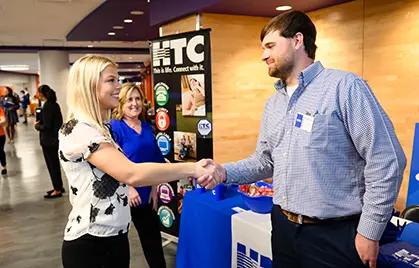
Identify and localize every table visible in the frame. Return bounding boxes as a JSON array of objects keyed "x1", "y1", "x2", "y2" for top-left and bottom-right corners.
[
  {"x1": 176, "y1": 187, "x2": 248, "y2": 268},
  {"x1": 232, "y1": 210, "x2": 272, "y2": 268}
]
